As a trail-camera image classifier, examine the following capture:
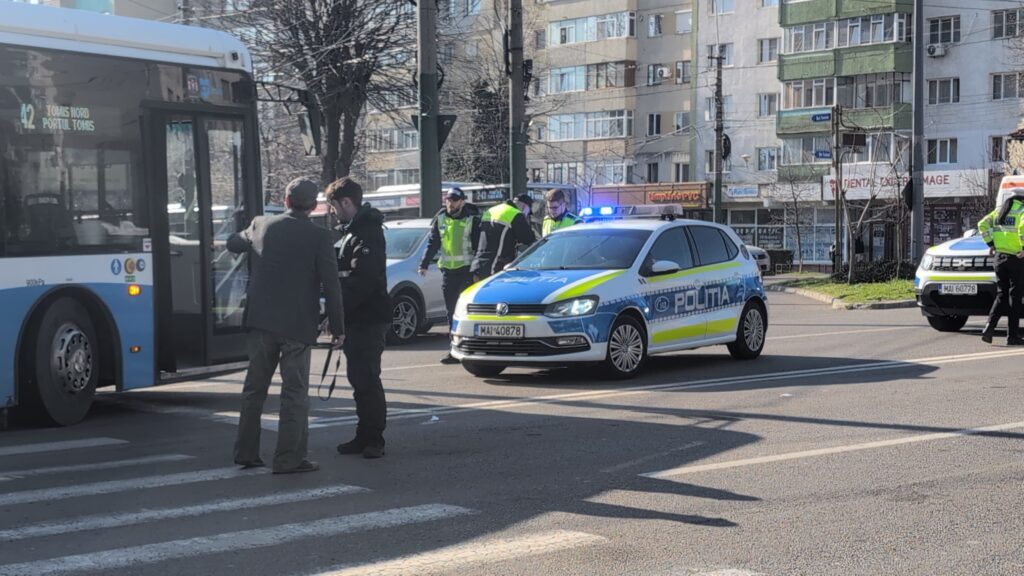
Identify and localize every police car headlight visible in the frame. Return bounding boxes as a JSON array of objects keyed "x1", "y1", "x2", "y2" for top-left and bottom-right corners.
[
  {"x1": 545, "y1": 296, "x2": 599, "y2": 318},
  {"x1": 920, "y1": 254, "x2": 934, "y2": 271},
  {"x1": 455, "y1": 296, "x2": 470, "y2": 318}
]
